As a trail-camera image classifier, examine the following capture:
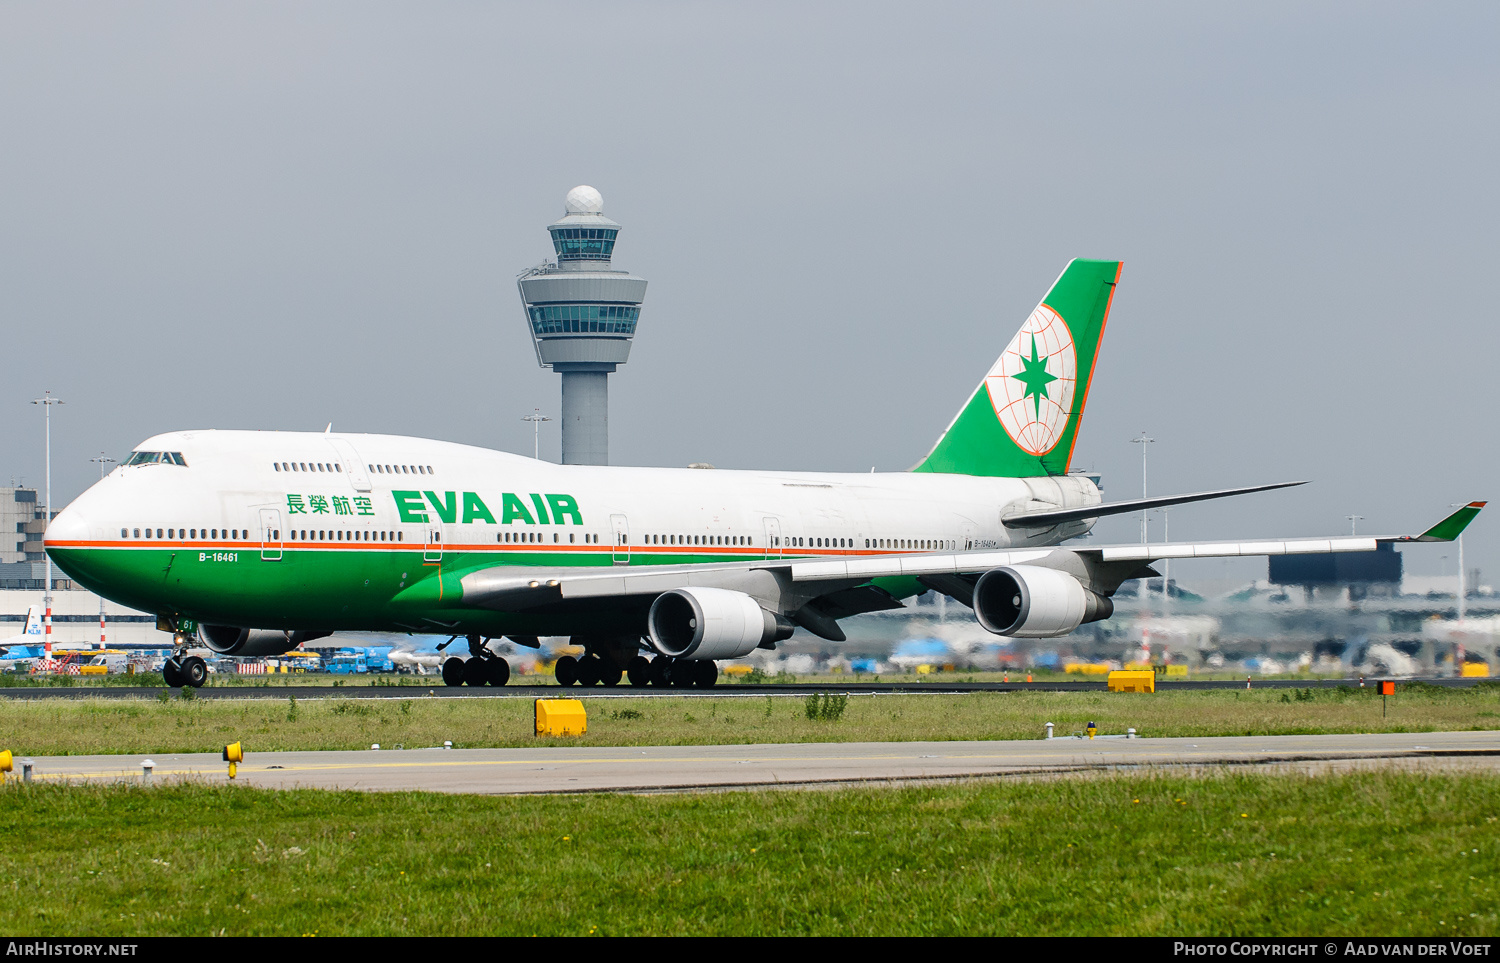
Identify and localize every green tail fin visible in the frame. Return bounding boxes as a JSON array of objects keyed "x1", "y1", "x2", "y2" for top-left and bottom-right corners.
[{"x1": 914, "y1": 258, "x2": 1121, "y2": 477}]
